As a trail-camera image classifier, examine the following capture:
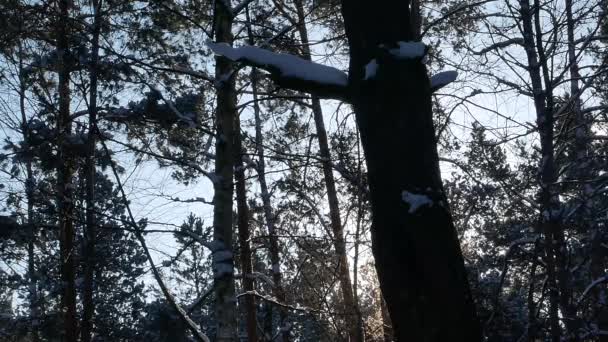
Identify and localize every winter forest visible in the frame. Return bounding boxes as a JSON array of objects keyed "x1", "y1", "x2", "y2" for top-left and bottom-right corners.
[{"x1": 0, "y1": 0, "x2": 607, "y2": 341}]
